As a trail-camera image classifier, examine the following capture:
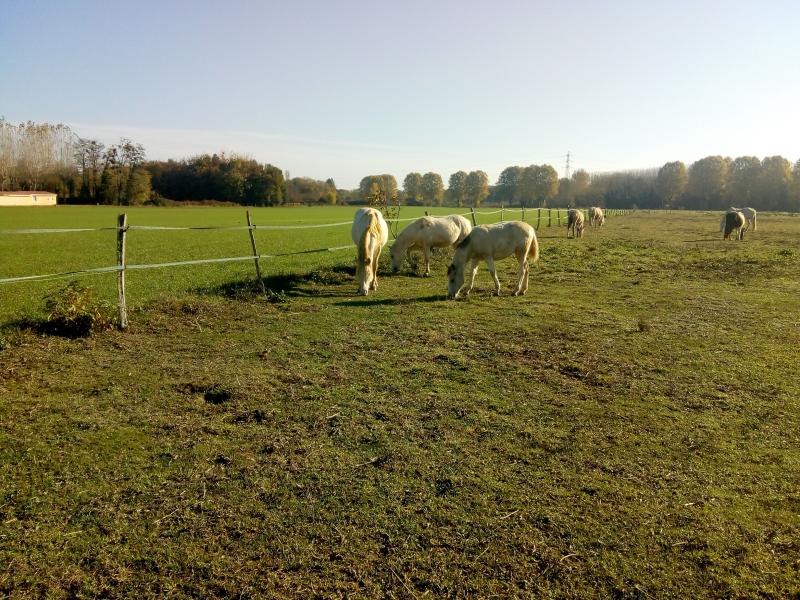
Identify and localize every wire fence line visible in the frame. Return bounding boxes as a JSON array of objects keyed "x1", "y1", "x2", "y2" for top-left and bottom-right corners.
[
  {"x1": 0, "y1": 207, "x2": 630, "y2": 284},
  {"x1": 0, "y1": 208, "x2": 615, "y2": 236},
  {"x1": 0, "y1": 211, "x2": 482, "y2": 235},
  {"x1": 0, "y1": 206, "x2": 630, "y2": 327}
]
